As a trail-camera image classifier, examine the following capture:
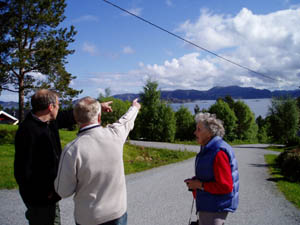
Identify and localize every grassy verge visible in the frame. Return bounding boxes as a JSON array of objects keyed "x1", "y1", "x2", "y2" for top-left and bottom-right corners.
[
  {"x1": 175, "y1": 139, "x2": 259, "y2": 146},
  {"x1": 265, "y1": 154, "x2": 300, "y2": 209},
  {"x1": 123, "y1": 144, "x2": 195, "y2": 174},
  {"x1": 265, "y1": 145, "x2": 285, "y2": 152},
  {"x1": 0, "y1": 129, "x2": 196, "y2": 189}
]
